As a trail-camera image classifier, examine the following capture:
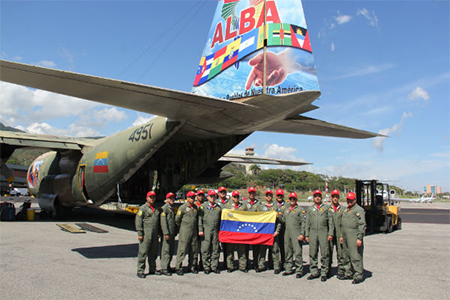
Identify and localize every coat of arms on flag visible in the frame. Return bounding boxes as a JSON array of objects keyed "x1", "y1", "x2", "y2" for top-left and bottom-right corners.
[{"x1": 219, "y1": 209, "x2": 277, "y2": 245}]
